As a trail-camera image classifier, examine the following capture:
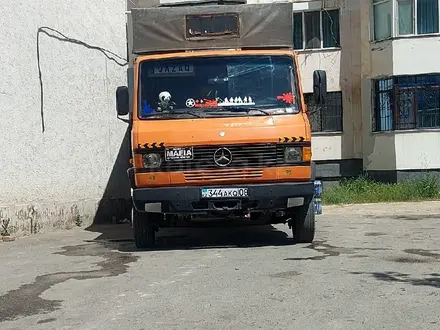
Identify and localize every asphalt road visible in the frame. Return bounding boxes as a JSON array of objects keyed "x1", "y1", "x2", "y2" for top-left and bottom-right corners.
[{"x1": 1, "y1": 202, "x2": 440, "y2": 330}]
